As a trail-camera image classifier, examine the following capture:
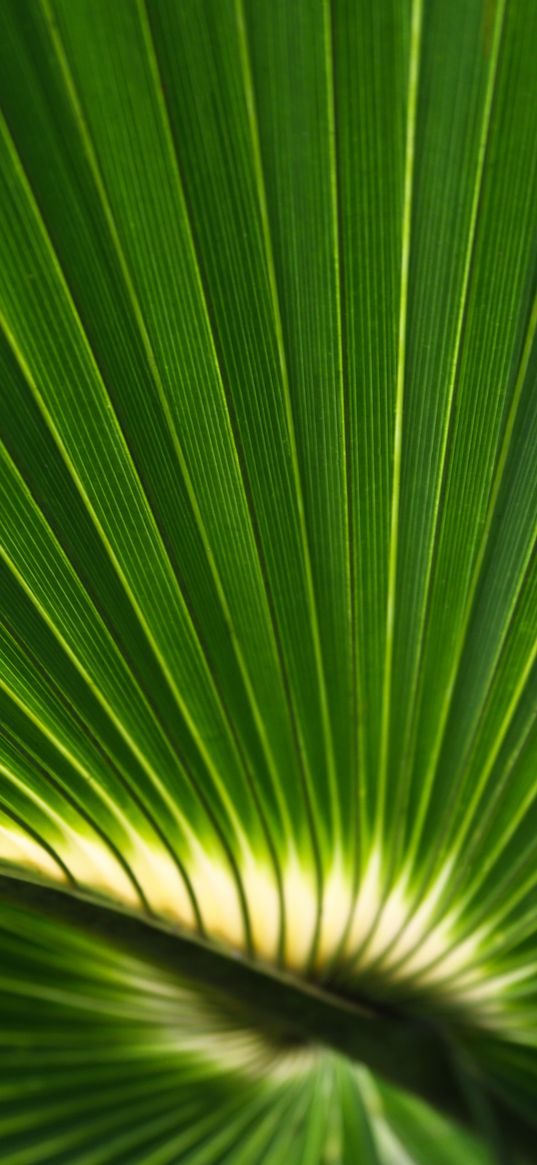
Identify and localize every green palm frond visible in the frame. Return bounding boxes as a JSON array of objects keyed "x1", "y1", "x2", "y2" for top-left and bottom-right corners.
[{"x1": 1, "y1": 0, "x2": 536, "y2": 1161}]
